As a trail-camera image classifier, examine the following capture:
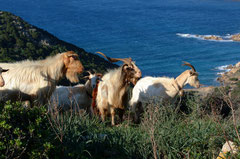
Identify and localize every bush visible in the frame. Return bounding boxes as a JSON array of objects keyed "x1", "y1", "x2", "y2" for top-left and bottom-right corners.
[
  {"x1": 0, "y1": 101, "x2": 56, "y2": 159},
  {"x1": 1, "y1": 93, "x2": 240, "y2": 158},
  {"x1": 137, "y1": 96, "x2": 239, "y2": 158},
  {"x1": 47, "y1": 111, "x2": 143, "y2": 159}
]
